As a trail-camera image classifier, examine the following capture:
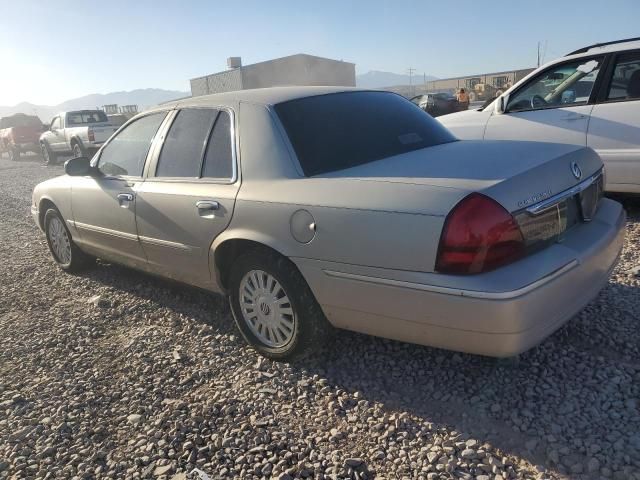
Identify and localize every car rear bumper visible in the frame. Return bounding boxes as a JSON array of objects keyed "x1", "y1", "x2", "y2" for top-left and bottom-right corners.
[
  {"x1": 294, "y1": 198, "x2": 626, "y2": 357},
  {"x1": 14, "y1": 142, "x2": 39, "y2": 152}
]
